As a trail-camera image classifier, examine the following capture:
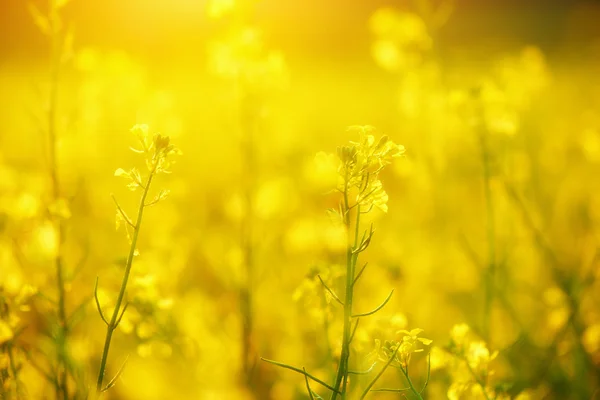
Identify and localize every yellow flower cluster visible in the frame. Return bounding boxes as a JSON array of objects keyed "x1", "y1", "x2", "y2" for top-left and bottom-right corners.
[
  {"x1": 113, "y1": 125, "x2": 180, "y2": 249},
  {"x1": 114, "y1": 125, "x2": 180, "y2": 194},
  {"x1": 377, "y1": 328, "x2": 432, "y2": 369},
  {"x1": 292, "y1": 264, "x2": 343, "y2": 325},
  {"x1": 0, "y1": 284, "x2": 37, "y2": 393},
  {"x1": 335, "y1": 126, "x2": 405, "y2": 214},
  {"x1": 129, "y1": 124, "x2": 181, "y2": 175},
  {"x1": 440, "y1": 323, "x2": 504, "y2": 400},
  {"x1": 0, "y1": 285, "x2": 37, "y2": 345}
]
